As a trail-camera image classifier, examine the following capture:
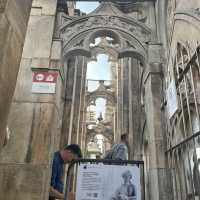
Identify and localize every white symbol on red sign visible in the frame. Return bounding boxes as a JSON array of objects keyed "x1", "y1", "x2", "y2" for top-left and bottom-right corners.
[
  {"x1": 32, "y1": 71, "x2": 58, "y2": 94},
  {"x1": 35, "y1": 73, "x2": 44, "y2": 81},
  {"x1": 46, "y1": 75, "x2": 54, "y2": 82}
]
